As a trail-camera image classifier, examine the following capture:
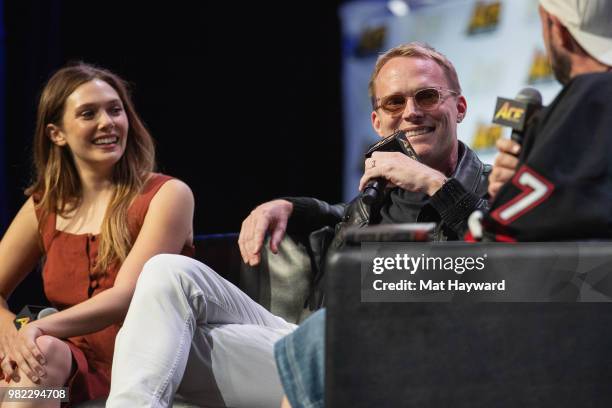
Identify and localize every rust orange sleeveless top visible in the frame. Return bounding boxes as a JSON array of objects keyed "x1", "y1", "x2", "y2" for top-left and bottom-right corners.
[{"x1": 36, "y1": 173, "x2": 195, "y2": 403}]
